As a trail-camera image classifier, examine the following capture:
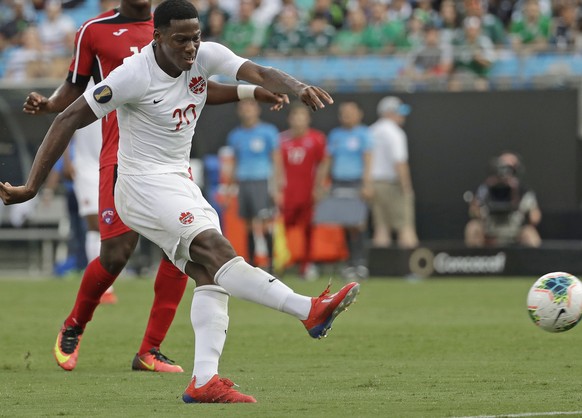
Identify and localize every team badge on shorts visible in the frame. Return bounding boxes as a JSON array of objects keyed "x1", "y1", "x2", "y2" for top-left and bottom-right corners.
[
  {"x1": 93, "y1": 85, "x2": 113, "y2": 103},
  {"x1": 188, "y1": 76, "x2": 206, "y2": 94},
  {"x1": 101, "y1": 208, "x2": 115, "y2": 225},
  {"x1": 179, "y1": 212, "x2": 194, "y2": 225}
]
